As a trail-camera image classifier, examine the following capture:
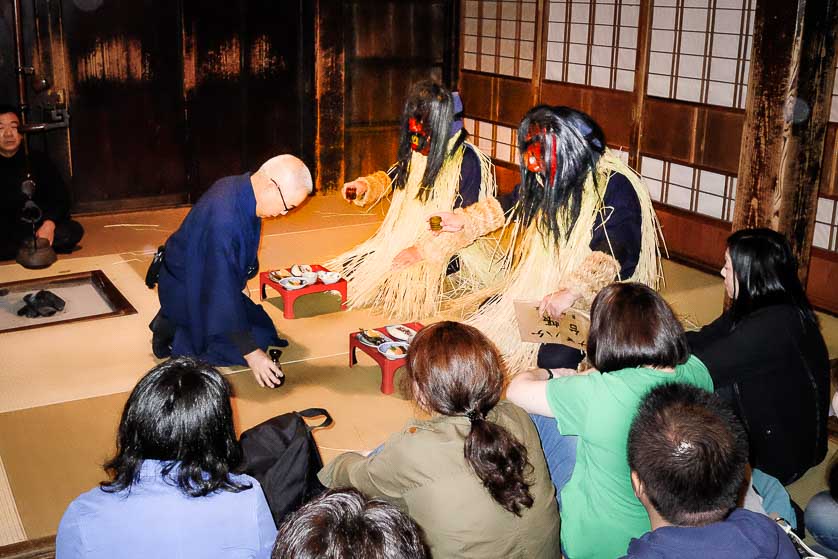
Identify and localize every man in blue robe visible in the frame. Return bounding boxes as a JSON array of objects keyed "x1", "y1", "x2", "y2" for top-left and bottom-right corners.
[{"x1": 150, "y1": 154, "x2": 313, "y2": 387}]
